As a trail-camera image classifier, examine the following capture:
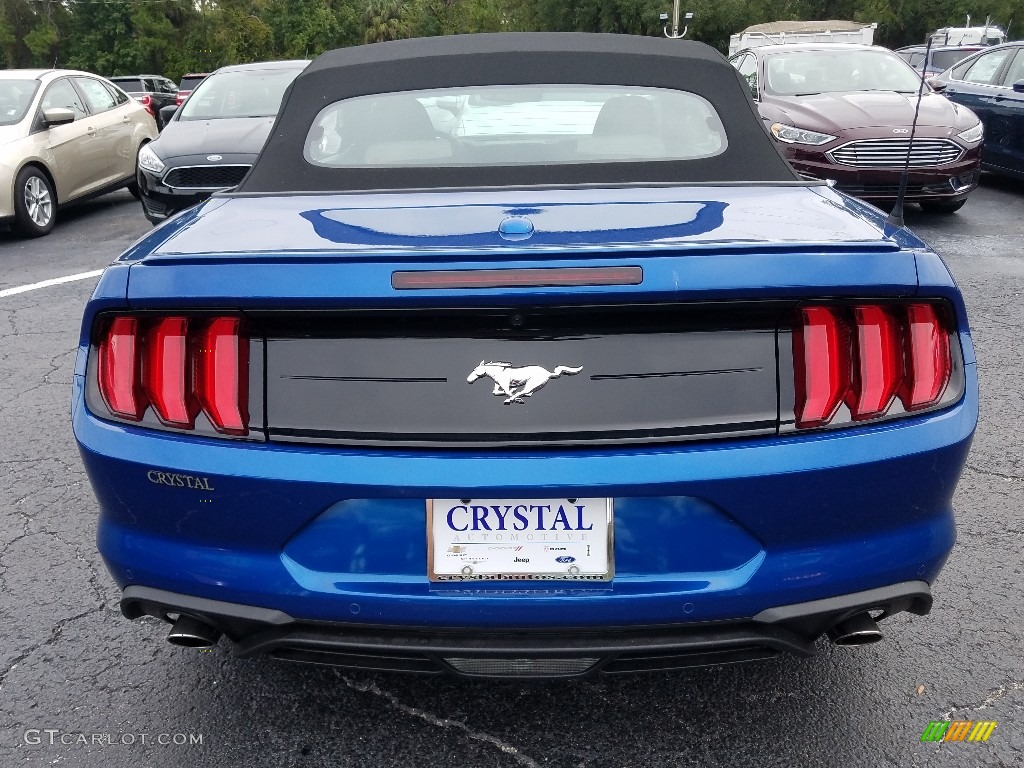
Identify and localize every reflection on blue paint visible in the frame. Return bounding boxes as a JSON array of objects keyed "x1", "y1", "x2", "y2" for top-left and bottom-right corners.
[{"x1": 299, "y1": 200, "x2": 728, "y2": 247}]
